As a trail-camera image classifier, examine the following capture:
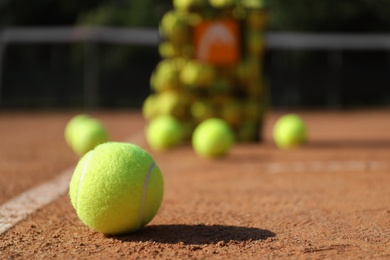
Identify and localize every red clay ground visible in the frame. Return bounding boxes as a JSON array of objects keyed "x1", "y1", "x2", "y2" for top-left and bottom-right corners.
[{"x1": 0, "y1": 109, "x2": 389, "y2": 259}]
